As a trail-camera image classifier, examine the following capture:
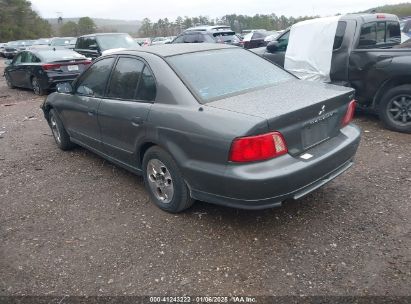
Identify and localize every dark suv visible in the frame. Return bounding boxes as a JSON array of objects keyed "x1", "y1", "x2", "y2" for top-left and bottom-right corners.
[
  {"x1": 172, "y1": 25, "x2": 241, "y2": 46},
  {"x1": 74, "y1": 33, "x2": 139, "y2": 60}
]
